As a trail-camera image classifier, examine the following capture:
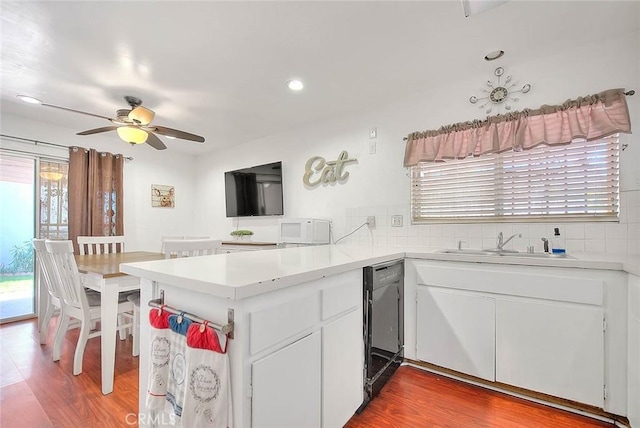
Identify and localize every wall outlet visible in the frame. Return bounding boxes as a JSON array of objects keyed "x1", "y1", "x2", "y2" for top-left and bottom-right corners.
[
  {"x1": 368, "y1": 140, "x2": 376, "y2": 154},
  {"x1": 391, "y1": 215, "x2": 403, "y2": 227},
  {"x1": 367, "y1": 216, "x2": 376, "y2": 228}
]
